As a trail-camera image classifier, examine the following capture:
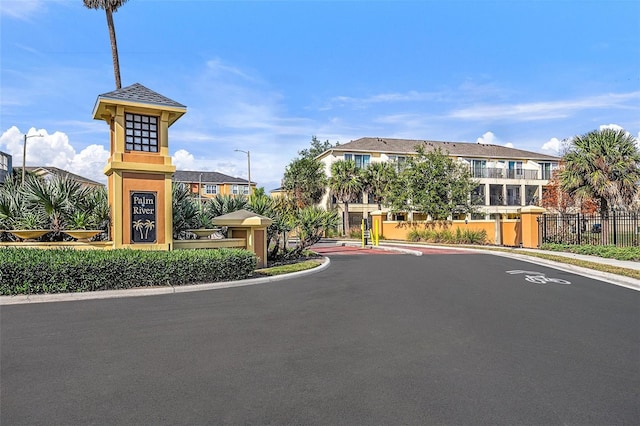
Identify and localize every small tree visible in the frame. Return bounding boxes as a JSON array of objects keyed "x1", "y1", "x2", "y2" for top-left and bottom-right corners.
[
  {"x1": 542, "y1": 167, "x2": 598, "y2": 214},
  {"x1": 329, "y1": 160, "x2": 363, "y2": 234},
  {"x1": 282, "y1": 156, "x2": 327, "y2": 208},
  {"x1": 361, "y1": 161, "x2": 396, "y2": 210},
  {"x1": 387, "y1": 147, "x2": 475, "y2": 220},
  {"x1": 297, "y1": 136, "x2": 338, "y2": 159}
]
